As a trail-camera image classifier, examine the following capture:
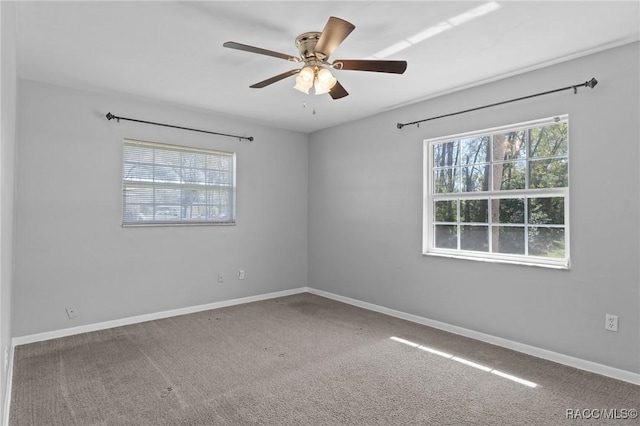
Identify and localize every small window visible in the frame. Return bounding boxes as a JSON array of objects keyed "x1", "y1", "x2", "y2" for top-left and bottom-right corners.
[
  {"x1": 122, "y1": 139, "x2": 236, "y2": 226},
  {"x1": 424, "y1": 116, "x2": 569, "y2": 268}
]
